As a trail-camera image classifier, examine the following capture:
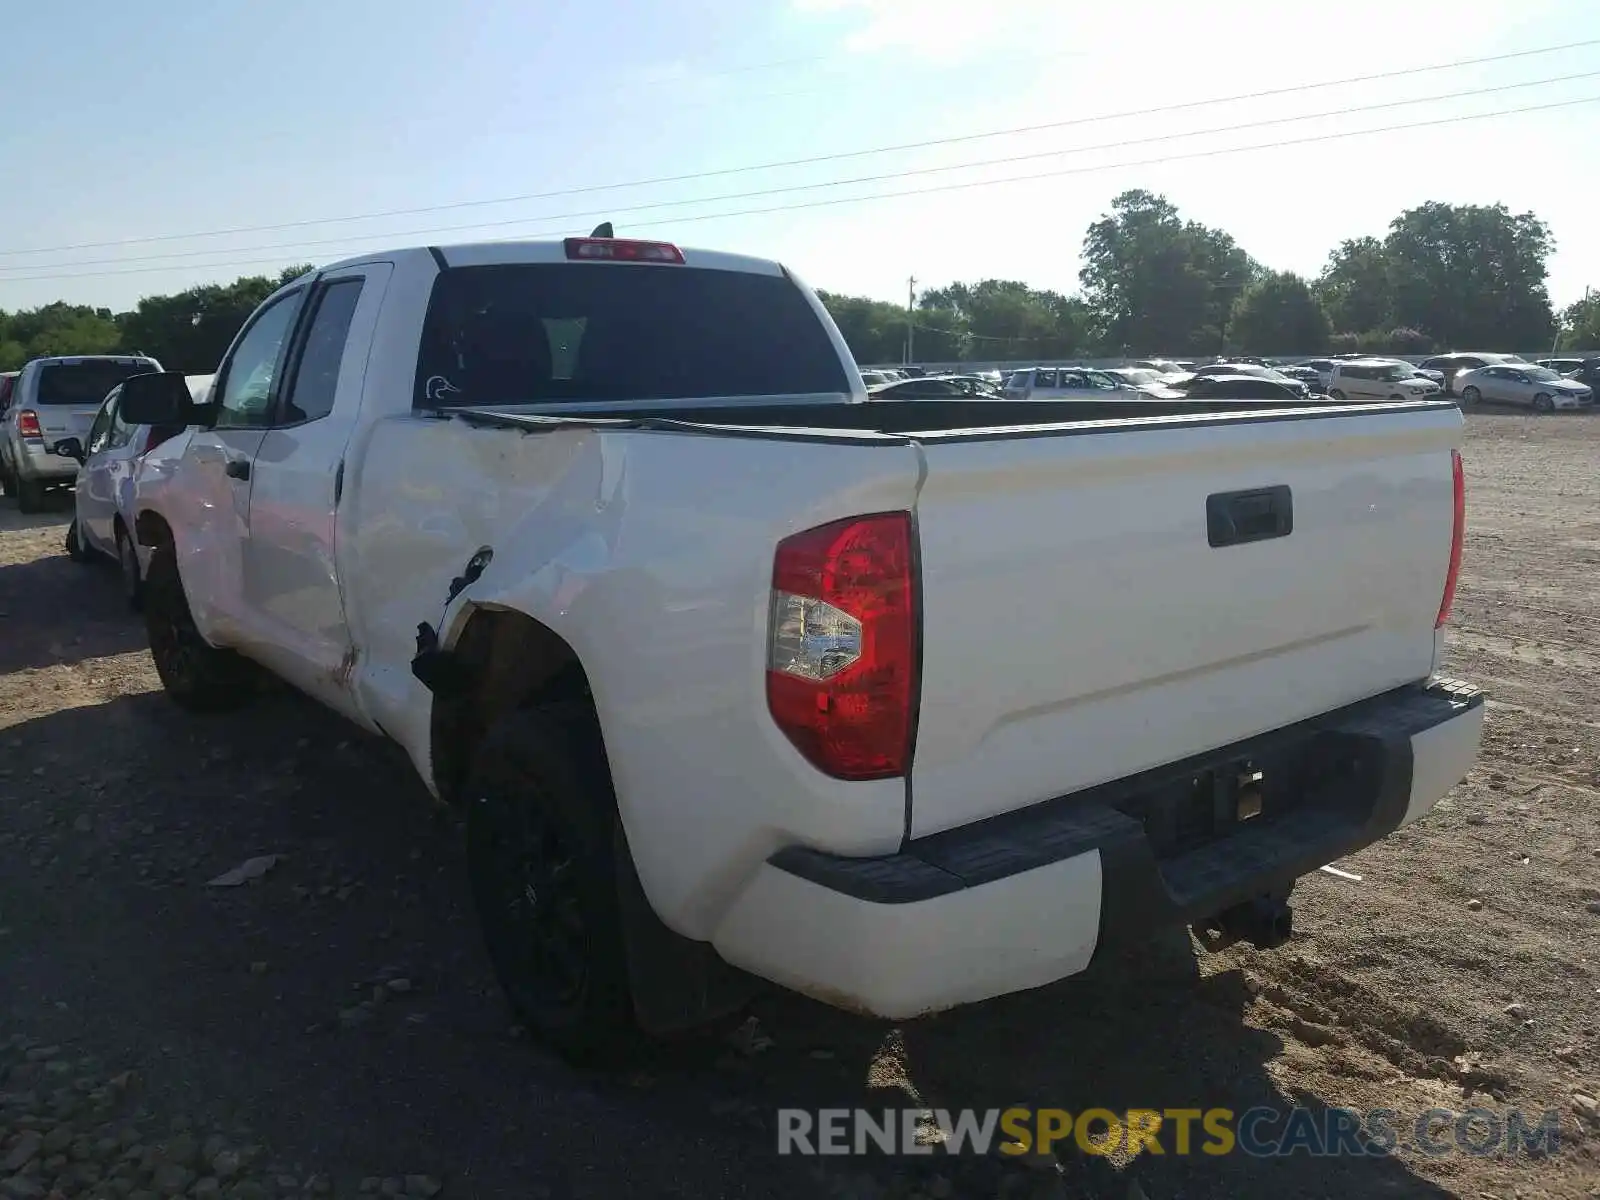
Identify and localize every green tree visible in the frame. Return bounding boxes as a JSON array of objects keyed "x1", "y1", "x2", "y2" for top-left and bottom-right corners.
[
  {"x1": 0, "y1": 302, "x2": 124, "y2": 367},
  {"x1": 1080, "y1": 190, "x2": 1259, "y2": 355},
  {"x1": 911, "y1": 303, "x2": 968, "y2": 361},
  {"x1": 1383, "y1": 202, "x2": 1553, "y2": 348},
  {"x1": 920, "y1": 279, "x2": 1084, "y2": 360},
  {"x1": 1557, "y1": 291, "x2": 1600, "y2": 351},
  {"x1": 1317, "y1": 236, "x2": 1394, "y2": 334},
  {"x1": 118, "y1": 264, "x2": 312, "y2": 372},
  {"x1": 815, "y1": 291, "x2": 910, "y2": 364},
  {"x1": 1226, "y1": 272, "x2": 1330, "y2": 354}
]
